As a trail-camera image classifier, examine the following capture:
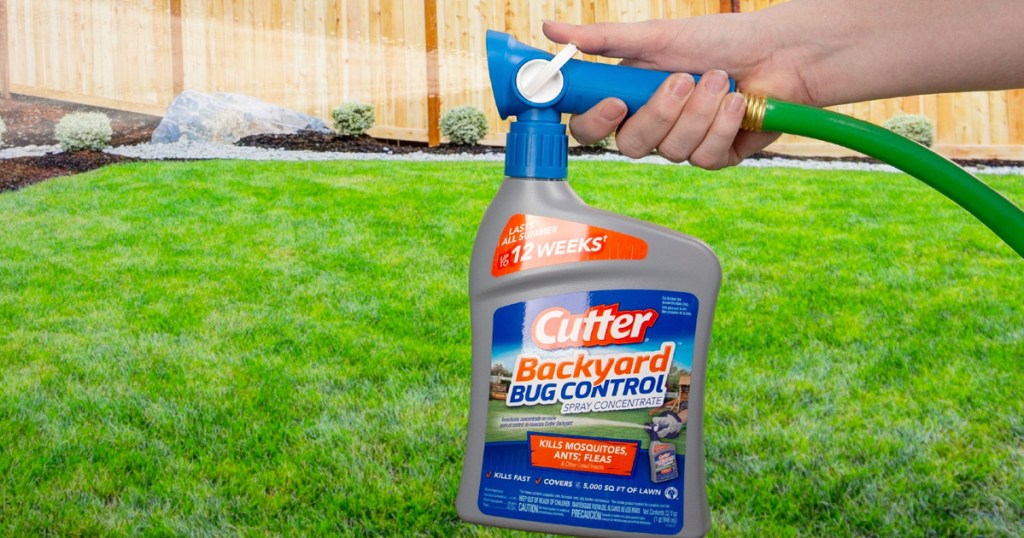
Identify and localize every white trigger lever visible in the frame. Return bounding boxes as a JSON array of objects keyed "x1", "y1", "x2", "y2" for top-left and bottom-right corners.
[{"x1": 516, "y1": 43, "x2": 578, "y2": 103}]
